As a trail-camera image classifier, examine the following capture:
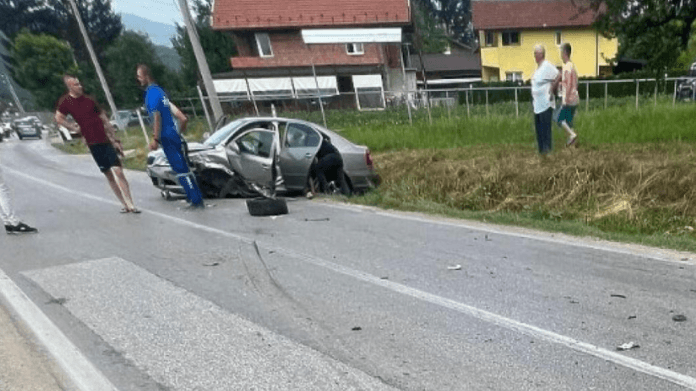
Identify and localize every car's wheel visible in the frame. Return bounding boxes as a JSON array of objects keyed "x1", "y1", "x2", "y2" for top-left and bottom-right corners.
[
  {"x1": 218, "y1": 176, "x2": 258, "y2": 198},
  {"x1": 246, "y1": 197, "x2": 288, "y2": 216},
  {"x1": 161, "y1": 190, "x2": 172, "y2": 200}
]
